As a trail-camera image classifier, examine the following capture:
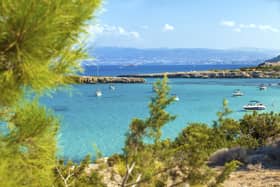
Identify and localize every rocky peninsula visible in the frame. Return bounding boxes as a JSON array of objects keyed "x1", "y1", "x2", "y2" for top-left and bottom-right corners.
[
  {"x1": 118, "y1": 66, "x2": 280, "y2": 79},
  {"x1": 75, "y1": 60, "x2": 280, "y2": 83},
  {"x1": 73, "y1": 76, "x2": 145, "y2": 84}
]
